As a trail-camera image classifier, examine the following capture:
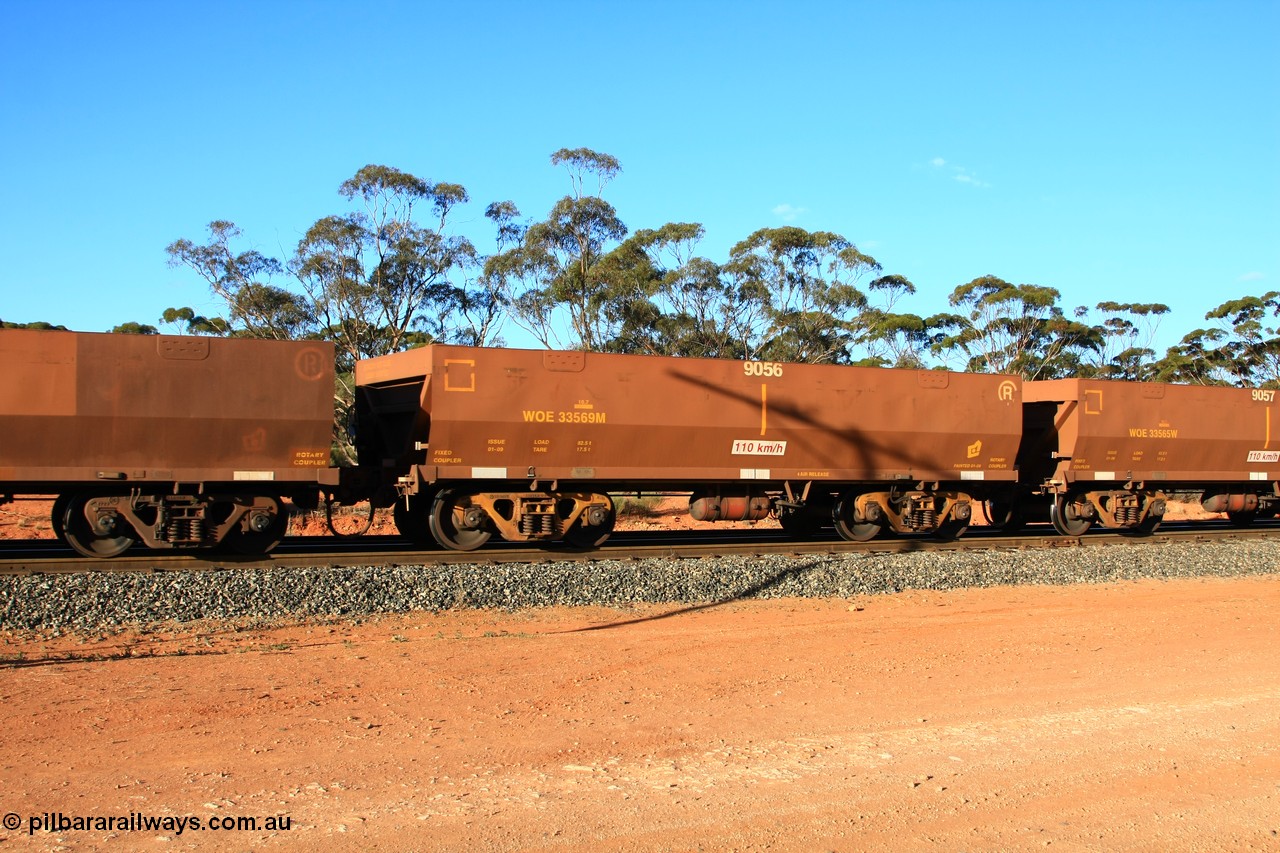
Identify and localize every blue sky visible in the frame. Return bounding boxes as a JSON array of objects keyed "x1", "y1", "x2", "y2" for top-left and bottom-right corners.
[{"x1": 2, "y1": 0, "x2": 1276, "y2": 355}]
